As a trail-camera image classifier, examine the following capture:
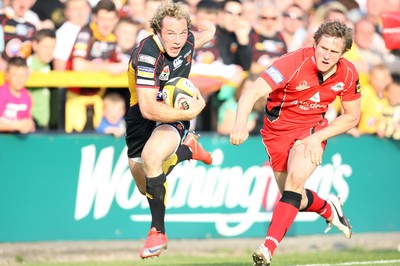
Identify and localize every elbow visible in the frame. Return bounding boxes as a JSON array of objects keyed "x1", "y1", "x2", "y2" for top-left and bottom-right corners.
[
  {"x1": 140, "y1": 108, "x2": 155, "y2": 120},
  {"x1": 141, "y1": 110, "x2": 152, "y2": 120}
]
